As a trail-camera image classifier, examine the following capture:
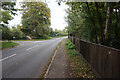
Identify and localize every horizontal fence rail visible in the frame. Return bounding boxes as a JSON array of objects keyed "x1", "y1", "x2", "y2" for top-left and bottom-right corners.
[{"x1": 69, "y1": 36, "x2": 120, "y2": 78}]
